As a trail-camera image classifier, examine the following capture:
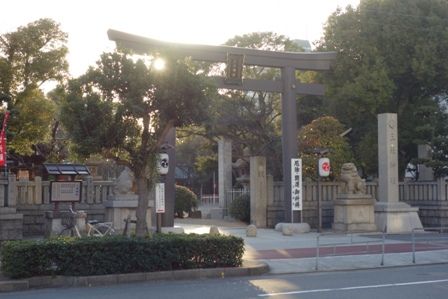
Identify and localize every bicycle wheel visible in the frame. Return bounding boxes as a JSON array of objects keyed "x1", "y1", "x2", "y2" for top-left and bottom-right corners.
[{"x1": 97, "y1": 223, "x2": 116, "y2": 236}]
